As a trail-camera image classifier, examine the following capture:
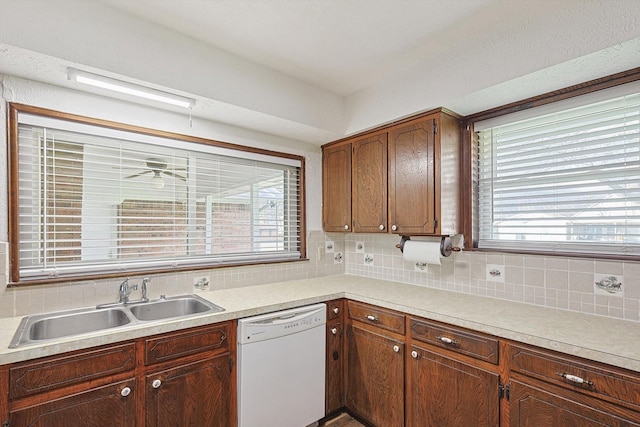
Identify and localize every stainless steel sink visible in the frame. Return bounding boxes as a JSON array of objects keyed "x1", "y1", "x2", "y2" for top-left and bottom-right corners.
[
  {"x1": 128, "y1": 294, "x2": 224, "y2": 321},
  {"x1": 9, "y1": 307, "x2": 133, "y2": 348},
  {"x1": 9, "y1": 294, "x2": 225, "y2": 348}
]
